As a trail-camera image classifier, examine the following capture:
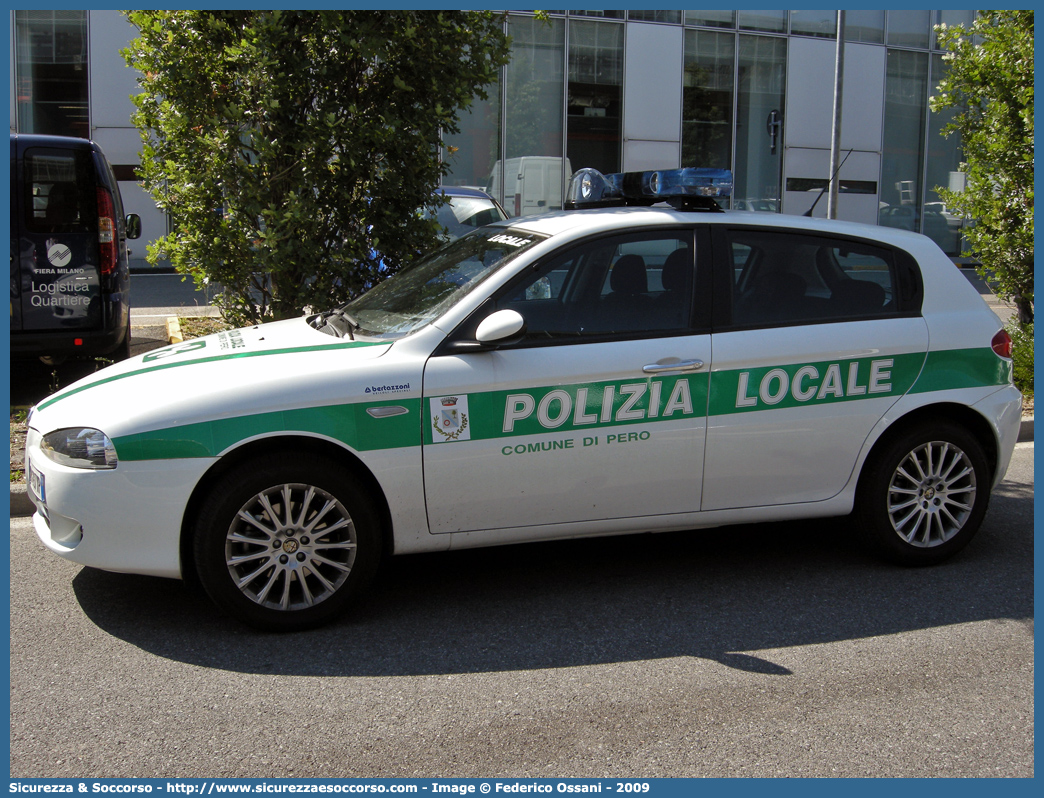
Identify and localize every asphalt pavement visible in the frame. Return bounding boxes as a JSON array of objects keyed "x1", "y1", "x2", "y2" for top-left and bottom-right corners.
[{"x1": 129, "y1": 270, "x2": 222, "y2": 321}]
